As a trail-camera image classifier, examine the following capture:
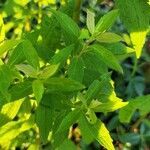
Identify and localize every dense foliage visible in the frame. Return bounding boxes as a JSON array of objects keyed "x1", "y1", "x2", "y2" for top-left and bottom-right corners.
[{"x1": 0, "y1": 0, "x2": 150, "y2": 149}]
